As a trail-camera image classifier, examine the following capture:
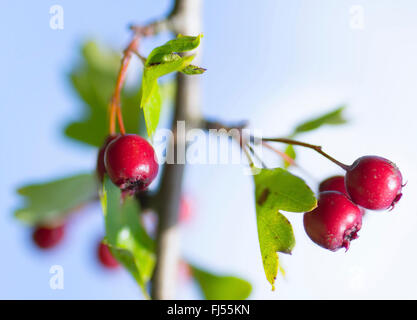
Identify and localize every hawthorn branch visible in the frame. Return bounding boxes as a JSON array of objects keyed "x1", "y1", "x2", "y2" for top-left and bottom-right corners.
[{"x1": 151, "y1": 0, "x2": 203, "y2": 300}]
